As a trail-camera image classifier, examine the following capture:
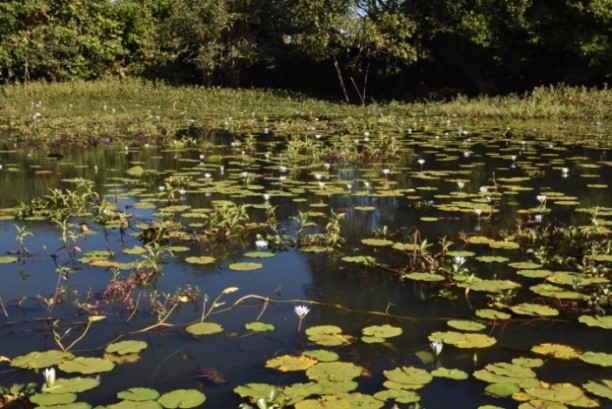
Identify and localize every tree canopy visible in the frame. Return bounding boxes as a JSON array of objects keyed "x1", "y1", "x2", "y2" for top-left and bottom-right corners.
[{"x1": 0, "y1": 0, "x2": 609, "y2": 100}]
